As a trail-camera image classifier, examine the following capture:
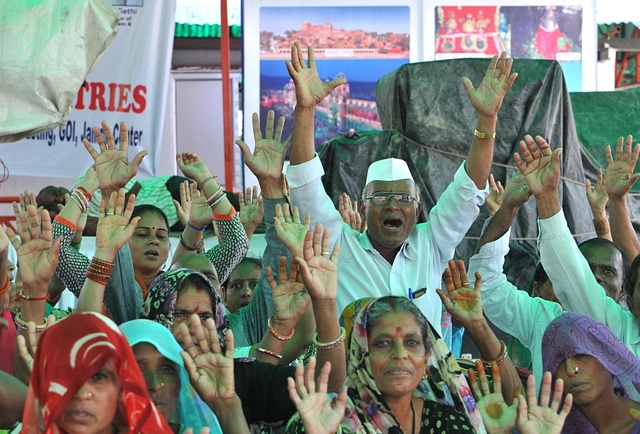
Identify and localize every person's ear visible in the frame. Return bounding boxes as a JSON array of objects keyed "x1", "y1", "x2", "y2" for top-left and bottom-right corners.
[{"x1": 532, "y1": 281, "x2": 540, "y2": 297}]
